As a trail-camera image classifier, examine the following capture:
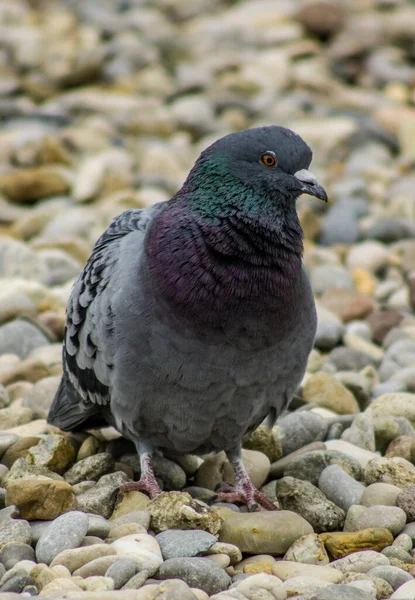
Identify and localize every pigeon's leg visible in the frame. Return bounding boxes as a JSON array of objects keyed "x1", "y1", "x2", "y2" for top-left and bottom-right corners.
[
  {"x1": 215, "y1": 446, "x2": 278, "y2": 511},
  {"x1": 119, "y1": 442, "x2": 161, "y2": 499}
]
